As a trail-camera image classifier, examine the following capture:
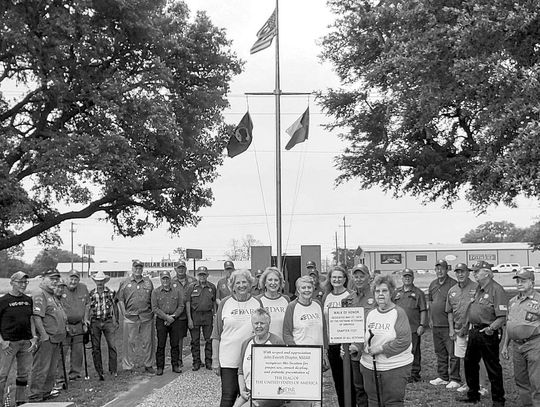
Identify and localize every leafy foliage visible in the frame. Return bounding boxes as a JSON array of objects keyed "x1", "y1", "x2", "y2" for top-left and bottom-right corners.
[
  {"x1": 319, "y1": 0, "x2": 540, "y2": 211},
  {"x1": 32, "y1": 247, "x2": 86, "y2": 275},
  {"x1": 461, "y1": 220, "x2": 540, "y2": 250},
  {"x1": 0, "y1": 0, "x2": 242, "y2": 250},
  {"x1": 461, "y1": 221, "x2": 527, "y2": 243},
  {"x1": 0, "y1": 247, "x2": 32, "y2": 278}
]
